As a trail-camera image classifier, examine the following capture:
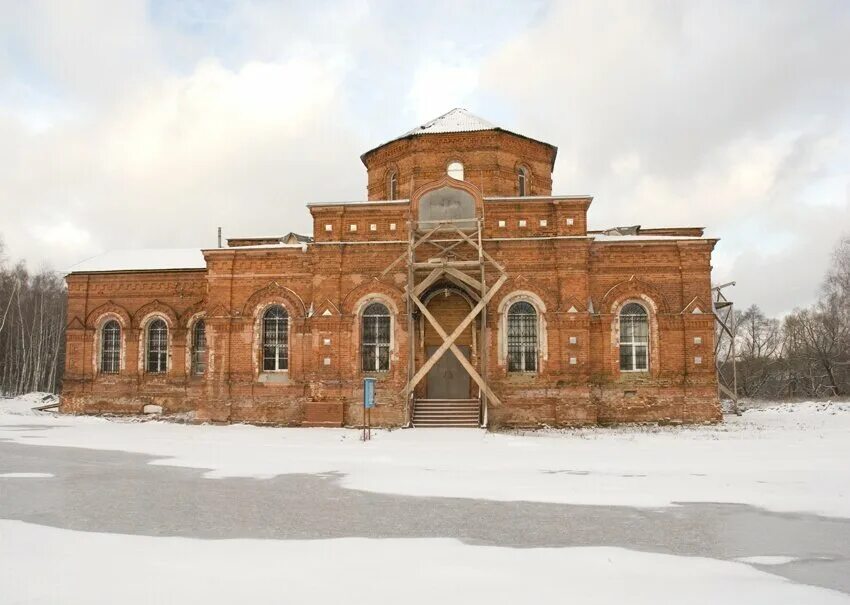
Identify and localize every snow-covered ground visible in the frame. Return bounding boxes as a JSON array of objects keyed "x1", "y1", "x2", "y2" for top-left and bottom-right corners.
[
  {"x1": 1, "y1": 519, "x2": 846, "y2": 605},
  {"x1": 1, "y1": 395, "x2": 848, "y2": 518},
  {"x1": 2, "y1": 395, "x2": 850, "y2": 604}
]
